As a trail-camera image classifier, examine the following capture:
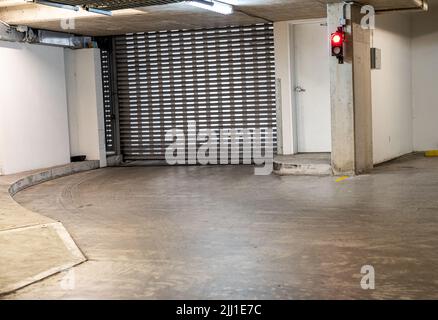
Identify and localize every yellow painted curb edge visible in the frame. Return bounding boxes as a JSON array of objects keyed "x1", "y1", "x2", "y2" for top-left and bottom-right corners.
[{"x1": 425, "y1": 150, "x2": 438, "y2": 157}]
